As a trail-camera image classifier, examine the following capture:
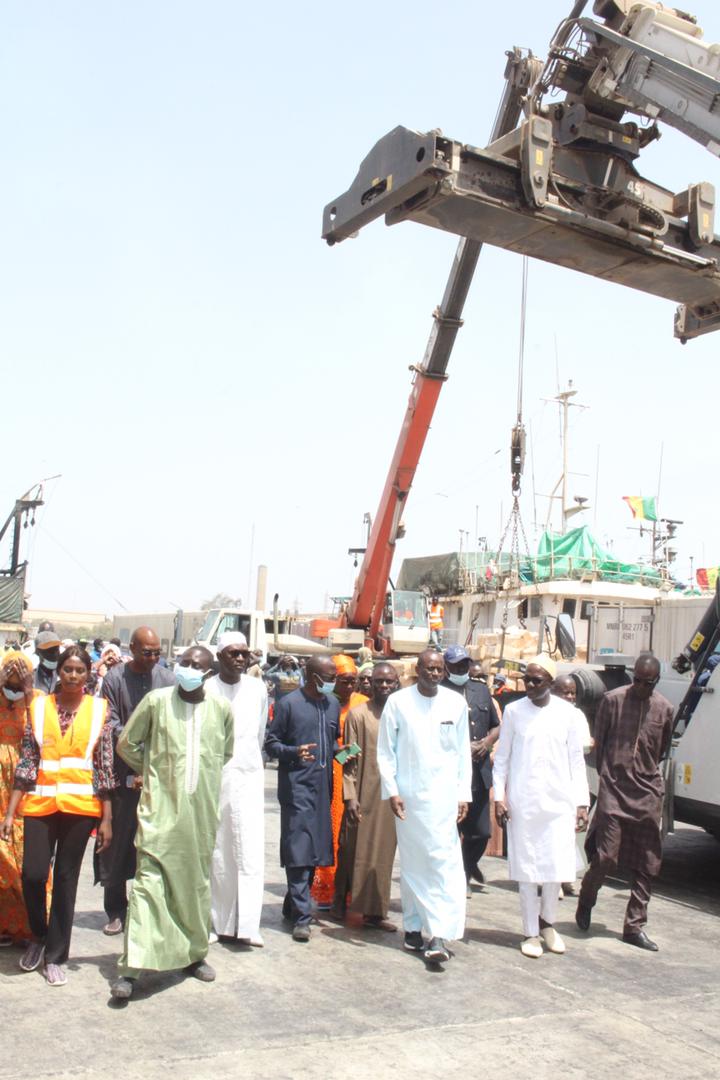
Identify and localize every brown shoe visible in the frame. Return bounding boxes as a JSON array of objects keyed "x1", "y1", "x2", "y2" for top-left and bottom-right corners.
[
  {"x1": 363, "y1": 916, "x2": 397, "y2": 933},
  {"x1": 103, "y1": 918, "x2": 124, "y2": 936}
]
